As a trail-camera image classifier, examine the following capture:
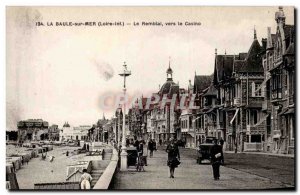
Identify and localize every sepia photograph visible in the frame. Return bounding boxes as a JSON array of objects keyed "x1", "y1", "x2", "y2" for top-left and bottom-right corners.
[{"x1": 5, "y1": 6, "x2": 295, "y2": 190}]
